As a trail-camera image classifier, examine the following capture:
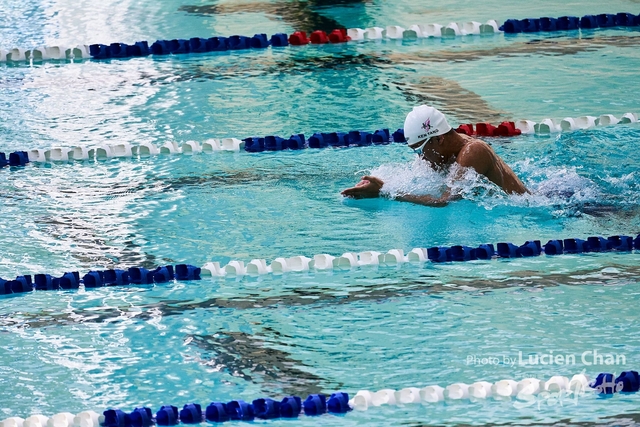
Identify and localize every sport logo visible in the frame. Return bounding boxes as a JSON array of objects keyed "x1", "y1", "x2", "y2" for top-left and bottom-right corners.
[
  {"x1": 421, "y1": 118, "x2": 432, "y2": 132},
  {"x1": 412, "y1": 117, "x2": 439, "y2": 142}
]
